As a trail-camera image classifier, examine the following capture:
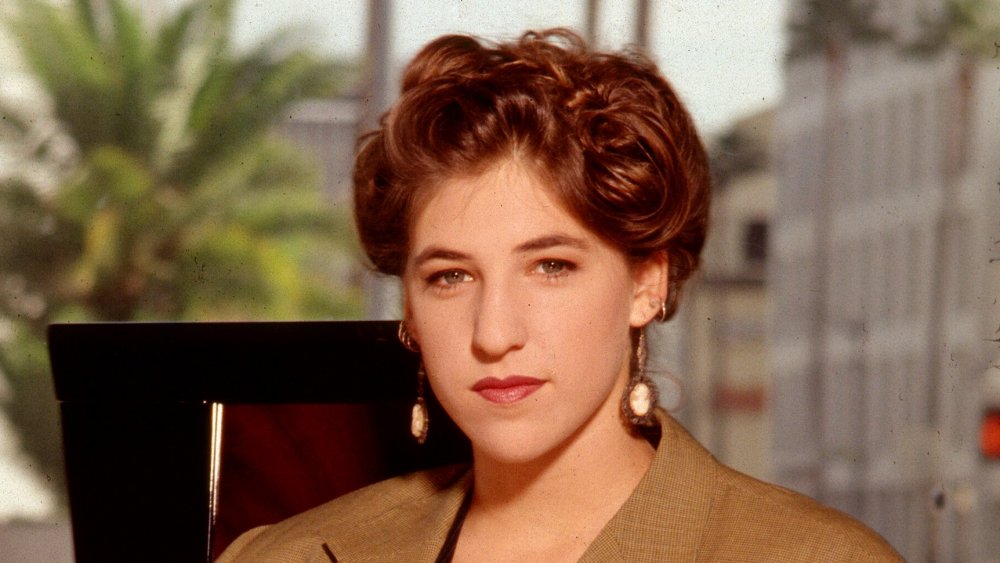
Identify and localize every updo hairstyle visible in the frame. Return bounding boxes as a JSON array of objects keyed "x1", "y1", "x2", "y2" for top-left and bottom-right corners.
[{"x1": 352, "y1": 29, "x2": 710, "y2": 321}]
